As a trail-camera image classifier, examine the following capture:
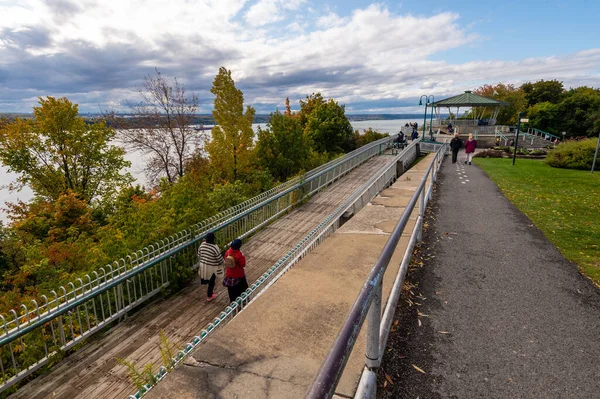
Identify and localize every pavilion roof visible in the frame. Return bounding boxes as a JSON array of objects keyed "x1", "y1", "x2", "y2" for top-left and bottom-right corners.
[{"x1": 431, "y1": 91, "x2": 509, "y2": 107}]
